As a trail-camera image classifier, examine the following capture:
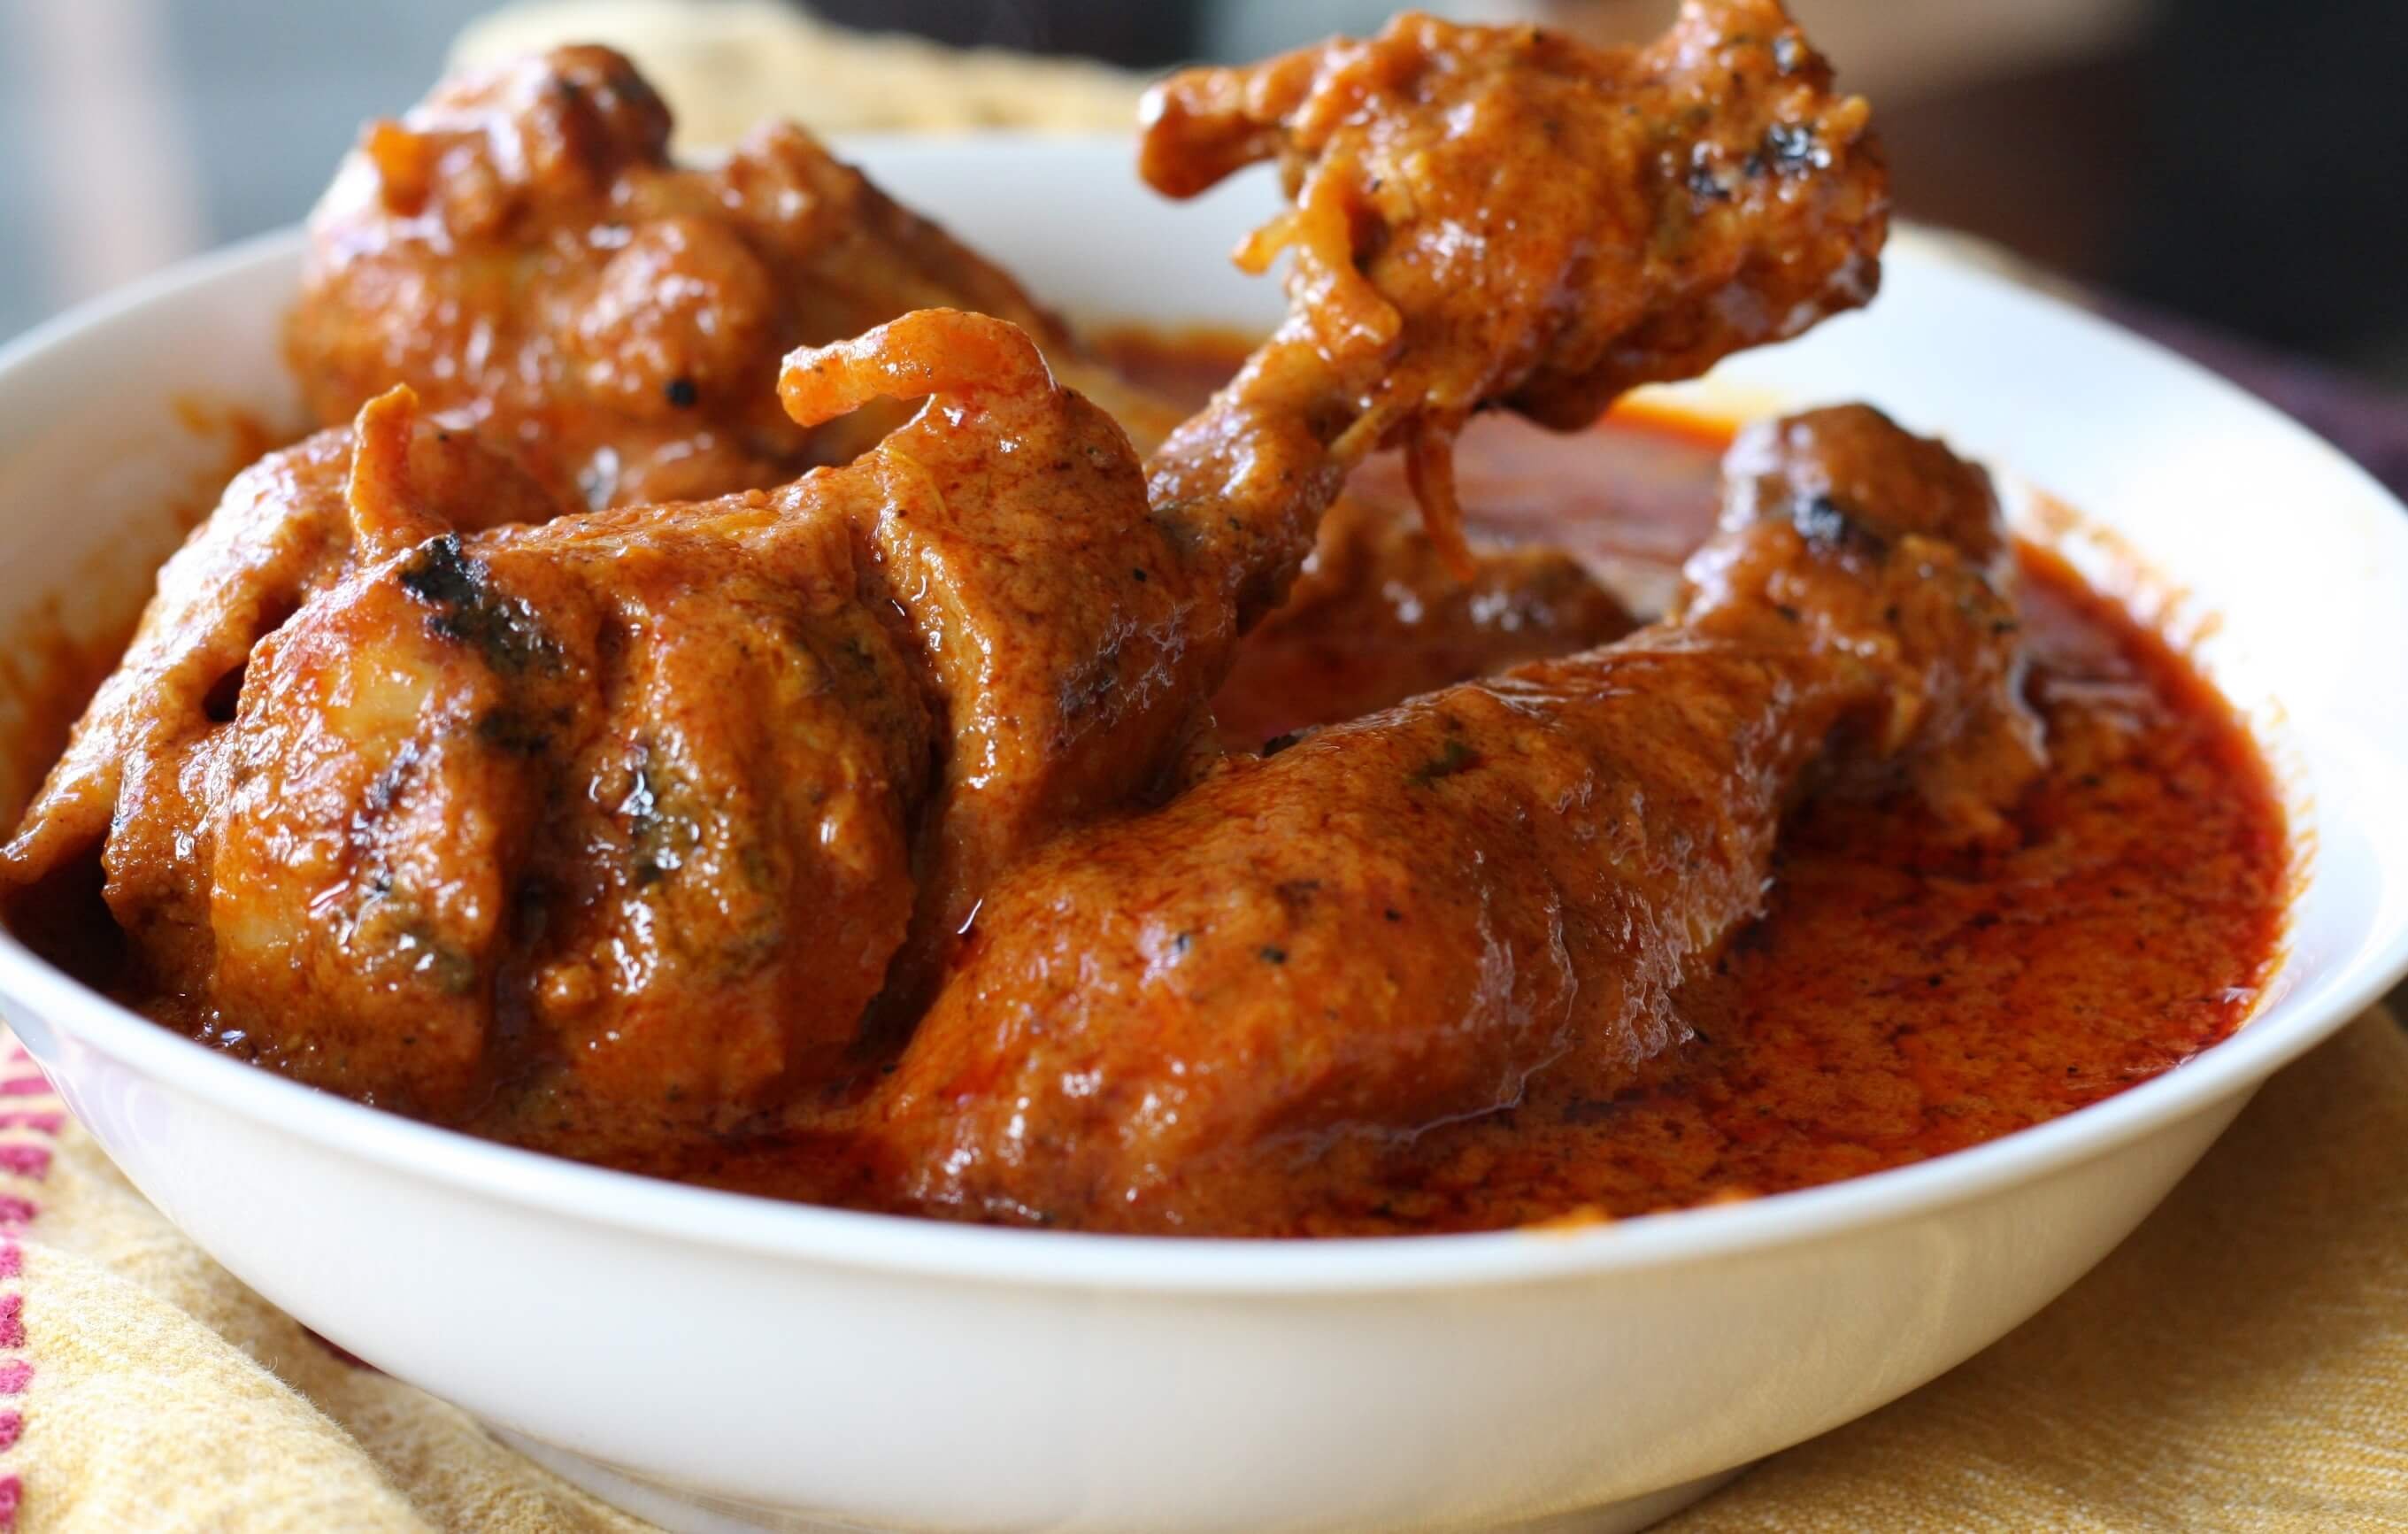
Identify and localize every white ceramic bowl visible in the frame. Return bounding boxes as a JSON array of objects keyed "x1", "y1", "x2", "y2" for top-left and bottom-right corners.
[{"x1": 1, "y1": 141, "x2": 2404, "y2": 1534}]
